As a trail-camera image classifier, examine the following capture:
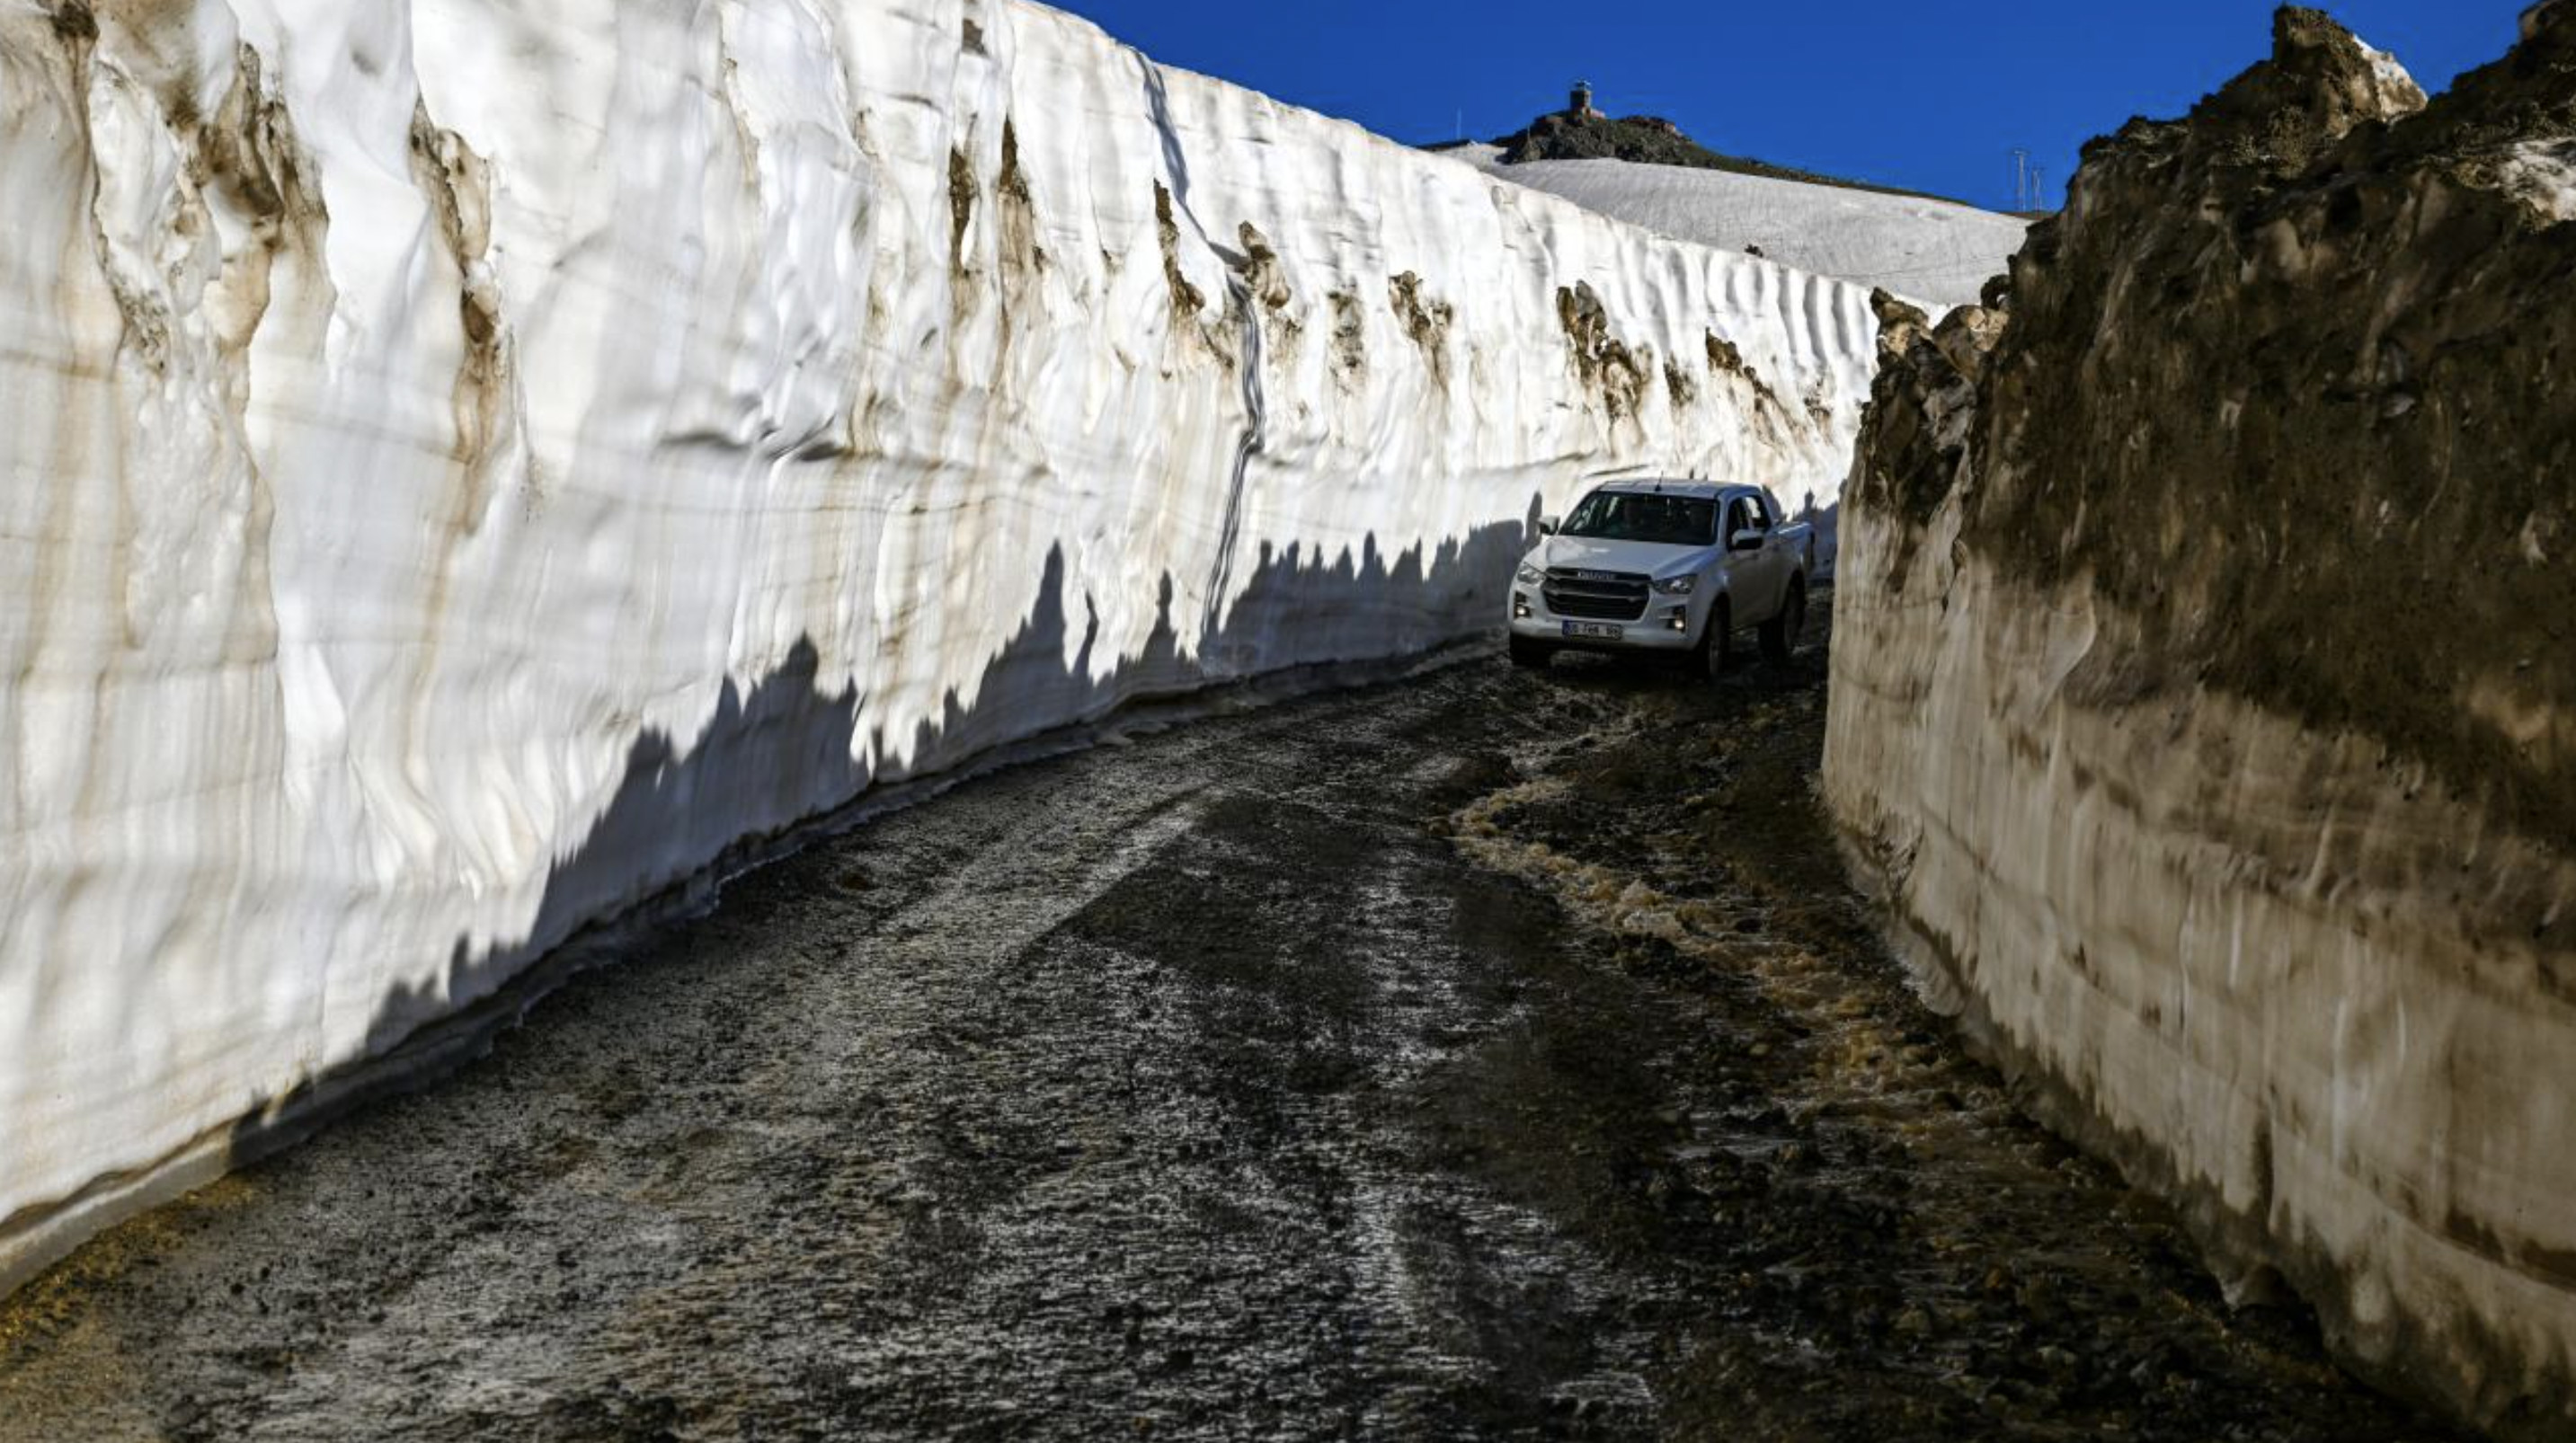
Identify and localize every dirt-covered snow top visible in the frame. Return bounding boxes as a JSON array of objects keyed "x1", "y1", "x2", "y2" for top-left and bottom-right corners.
[
  {"x1": 1445, "y1": 143, "x2": 2032, "y2": 308},
  {"x1": 1836, "y1": 8, "x2": 2576, "y2": 1433},
  {"x1": 1854, "y1": 1, "x2": 2576, "y2": 845}
]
